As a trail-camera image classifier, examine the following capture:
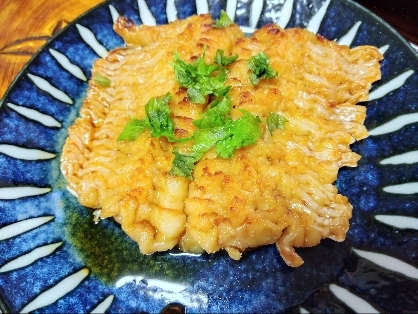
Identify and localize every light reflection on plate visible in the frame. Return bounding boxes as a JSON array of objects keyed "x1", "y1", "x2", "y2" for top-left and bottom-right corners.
[{"x1": 0, "y1": 0, "x2": 417, "y2": 313}]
